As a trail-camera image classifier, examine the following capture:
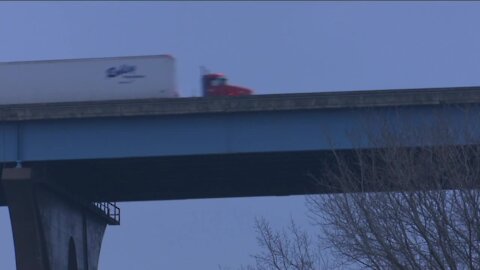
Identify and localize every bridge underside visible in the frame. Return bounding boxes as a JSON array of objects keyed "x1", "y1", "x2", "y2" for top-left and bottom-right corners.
[{"x1": 0, "y1": 150, "x2": 337, "y2": 206}]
